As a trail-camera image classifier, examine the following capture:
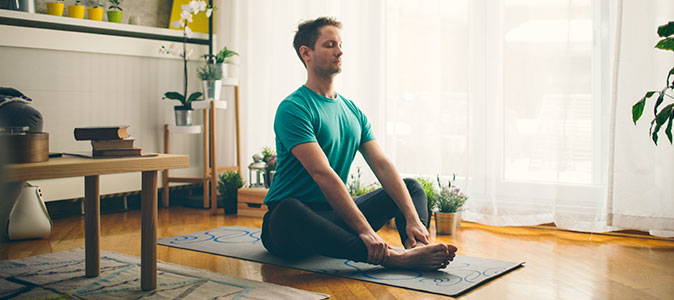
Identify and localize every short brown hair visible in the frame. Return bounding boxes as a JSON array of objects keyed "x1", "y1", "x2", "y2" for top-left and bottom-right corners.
[{"x1": 293, "y1": 17, "x2": 342, "y2": 66}]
